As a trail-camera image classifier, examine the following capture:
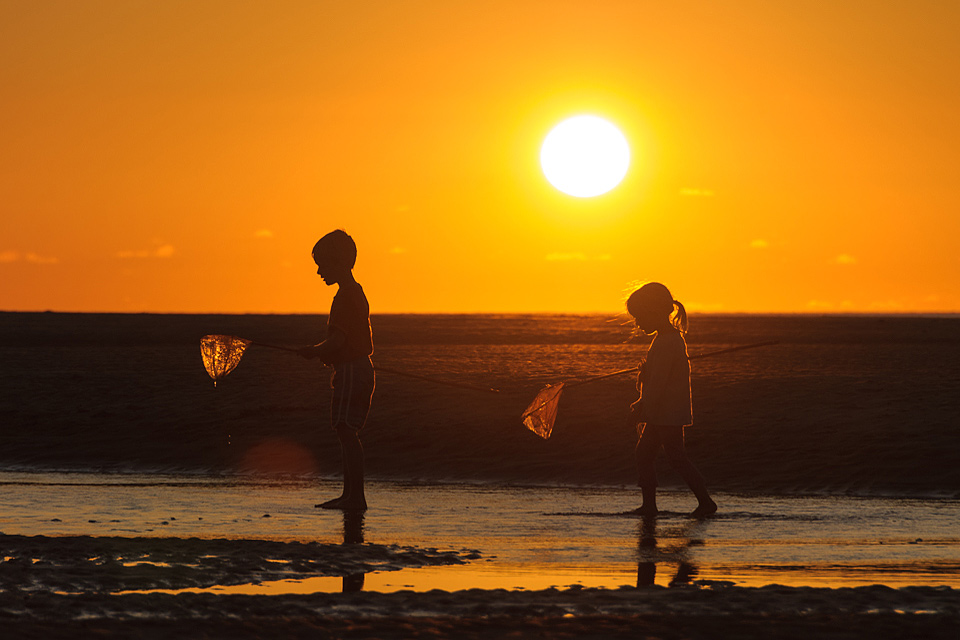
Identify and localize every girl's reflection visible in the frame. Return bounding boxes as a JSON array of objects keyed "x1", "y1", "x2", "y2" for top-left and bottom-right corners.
[{"x1": 636, "y1": 516, "x2": 702, "y2": 587}]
